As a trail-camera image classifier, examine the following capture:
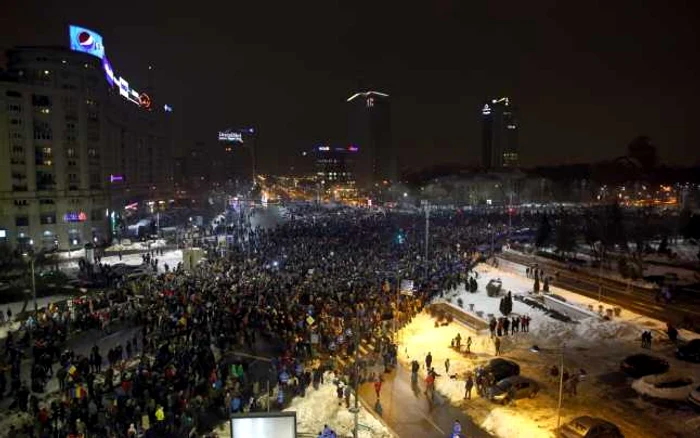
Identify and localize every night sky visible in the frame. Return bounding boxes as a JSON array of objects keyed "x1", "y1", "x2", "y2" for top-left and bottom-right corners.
[{"x1": 2, "y1": 0, "x2": 698, "y2": 174}]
